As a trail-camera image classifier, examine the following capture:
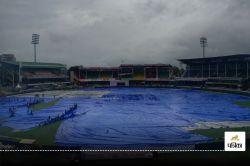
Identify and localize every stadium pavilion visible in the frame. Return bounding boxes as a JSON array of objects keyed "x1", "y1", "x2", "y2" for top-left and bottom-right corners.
[
  {"x1": 178, "y1": 54, "x2": 250, "y2": 89},
  {"x1": 69, "y1": 66, "x2": 119, "y2": 86},
  {"x1": 0, "y1": 61, "x2": 68, "y2": 88},
  {"x1": 179, "y1": 54, "x2": 250, "y2": 78},
  {"x1": 69, "y1": 64, "x2": 173, "y2": 86}
]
